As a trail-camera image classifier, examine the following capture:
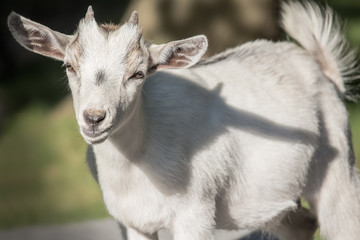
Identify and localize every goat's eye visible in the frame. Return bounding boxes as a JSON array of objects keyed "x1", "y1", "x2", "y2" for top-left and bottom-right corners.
[
  {"x1": 131, "y1": 71, "x2": 144, "y2": 80},
  {"x1": 65, "y1": 63, "x2": 74, "y2": 72}
]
